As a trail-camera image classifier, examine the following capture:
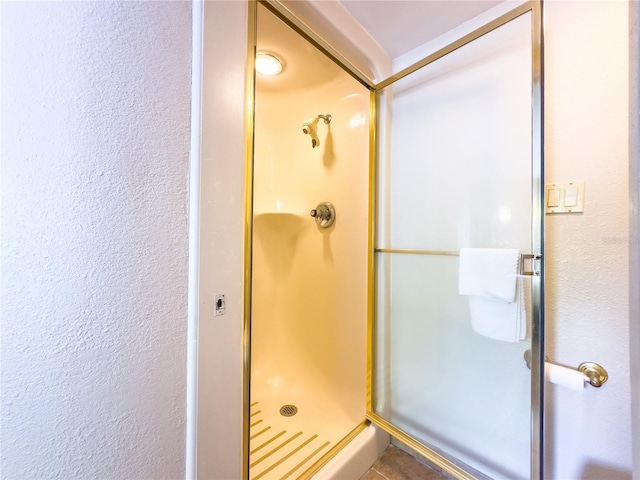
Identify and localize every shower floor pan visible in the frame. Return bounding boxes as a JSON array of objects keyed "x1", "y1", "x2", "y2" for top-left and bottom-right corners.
[{"x1": 249, "y1": 396, "x2": 353, "y2": 480}]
